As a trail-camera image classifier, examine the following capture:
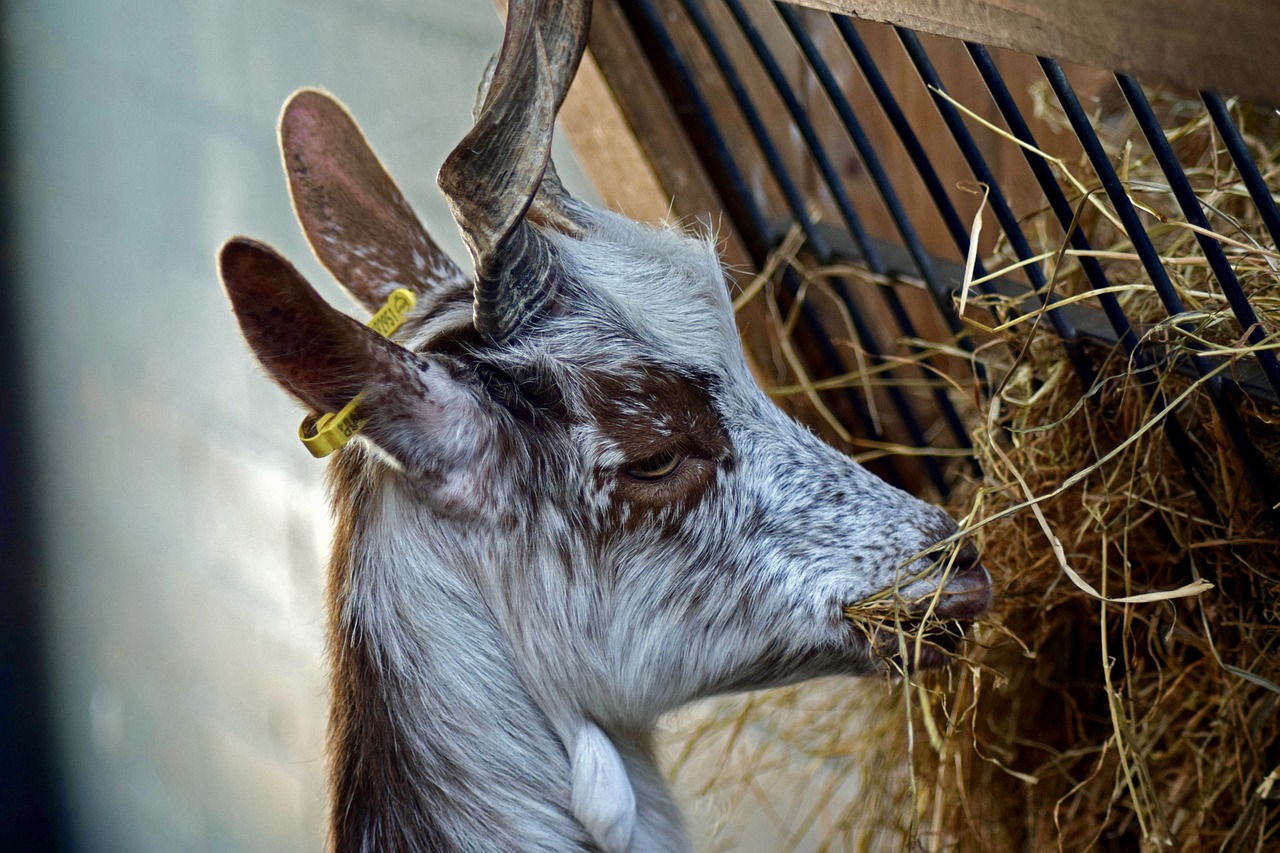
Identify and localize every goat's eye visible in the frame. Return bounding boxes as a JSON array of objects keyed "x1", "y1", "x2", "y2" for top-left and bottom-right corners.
[{"x1": 626, "y1": 450, "x2": 683, "y2": 482}]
